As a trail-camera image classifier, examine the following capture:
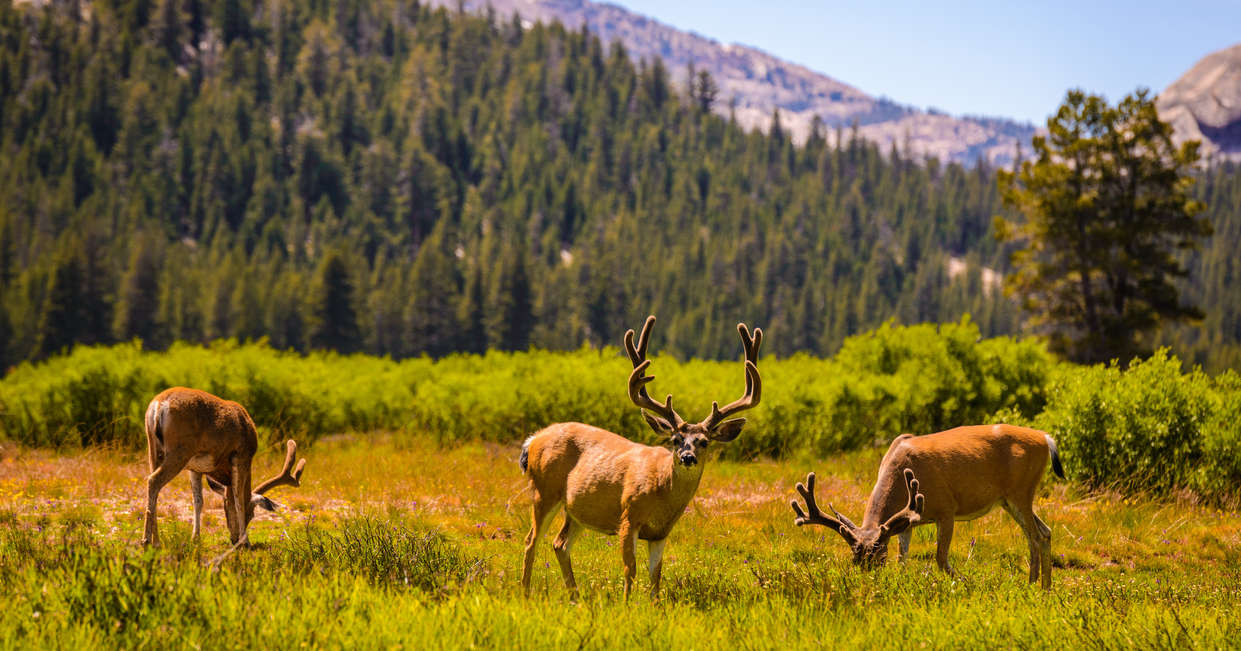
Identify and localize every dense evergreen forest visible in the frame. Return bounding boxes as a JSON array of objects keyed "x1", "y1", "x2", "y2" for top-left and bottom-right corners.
[{"x1": 0, "y1": 0, "x2": 1237, "y2": 369}]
